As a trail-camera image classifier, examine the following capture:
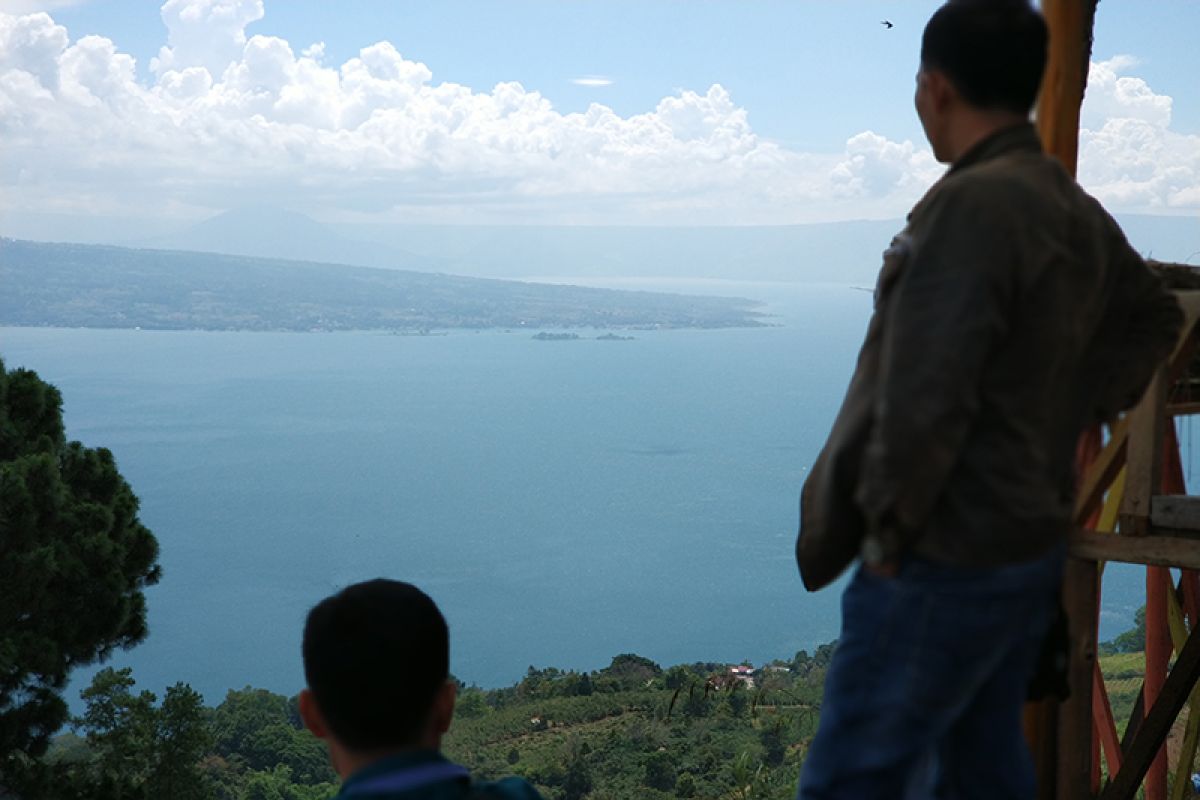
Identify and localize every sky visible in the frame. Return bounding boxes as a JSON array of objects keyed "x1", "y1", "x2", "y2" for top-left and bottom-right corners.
[{"x1": 1, "y1": 0, "x2": 1198, "y2": 229}]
